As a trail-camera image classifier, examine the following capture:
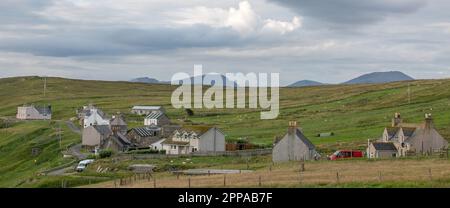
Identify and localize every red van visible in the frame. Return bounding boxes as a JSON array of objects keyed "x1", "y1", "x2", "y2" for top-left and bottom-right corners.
[{"x1": 328, "y1": 150, "x2": 364, "y2": 160}]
